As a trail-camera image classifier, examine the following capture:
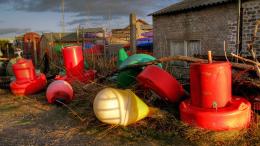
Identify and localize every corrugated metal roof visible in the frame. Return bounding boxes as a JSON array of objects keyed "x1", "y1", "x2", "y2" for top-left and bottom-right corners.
[{"x1": 149, "y1": 0, "x2": 235, "y2": 16}]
